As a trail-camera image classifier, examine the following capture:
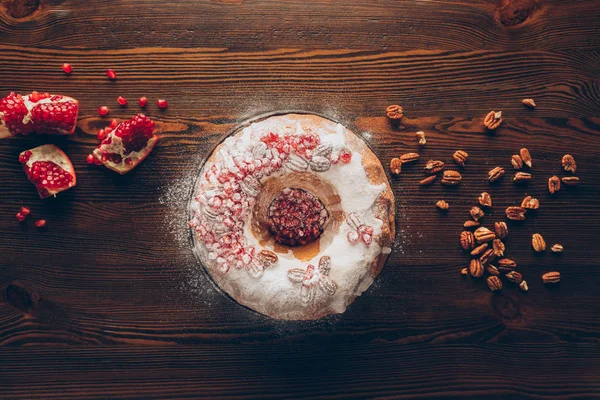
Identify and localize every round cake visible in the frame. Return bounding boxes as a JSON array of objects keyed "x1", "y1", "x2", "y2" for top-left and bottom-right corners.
[{"x1": 189, "y1": 113, "x2": 395, "y2": 320}]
